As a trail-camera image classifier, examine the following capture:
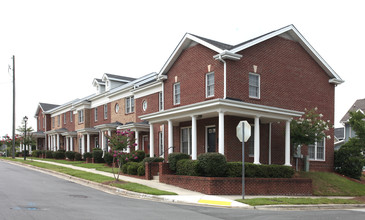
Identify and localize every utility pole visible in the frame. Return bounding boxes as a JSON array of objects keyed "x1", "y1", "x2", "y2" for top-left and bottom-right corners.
[{"x1": 12, "y1": 55, "x2": 15, "y2": 159}]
